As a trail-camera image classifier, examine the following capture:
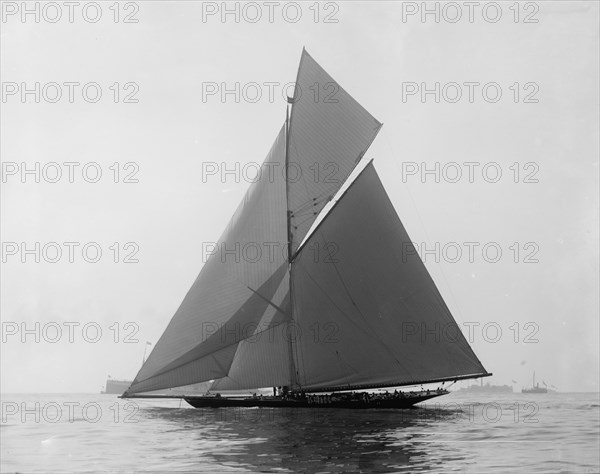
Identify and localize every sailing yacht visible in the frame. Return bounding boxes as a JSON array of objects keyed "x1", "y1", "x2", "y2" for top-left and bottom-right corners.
[{"x1": 122, "y1": 49, "x2": 491, "y2": 409}]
